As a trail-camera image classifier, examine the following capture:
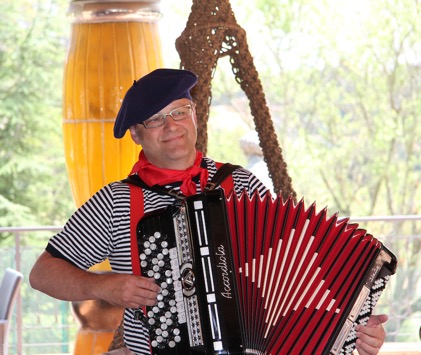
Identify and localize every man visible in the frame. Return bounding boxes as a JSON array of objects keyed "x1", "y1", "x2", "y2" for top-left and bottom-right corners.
[{"x1": 30, "y1": 69, "x2": 387, "y2": 354}]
